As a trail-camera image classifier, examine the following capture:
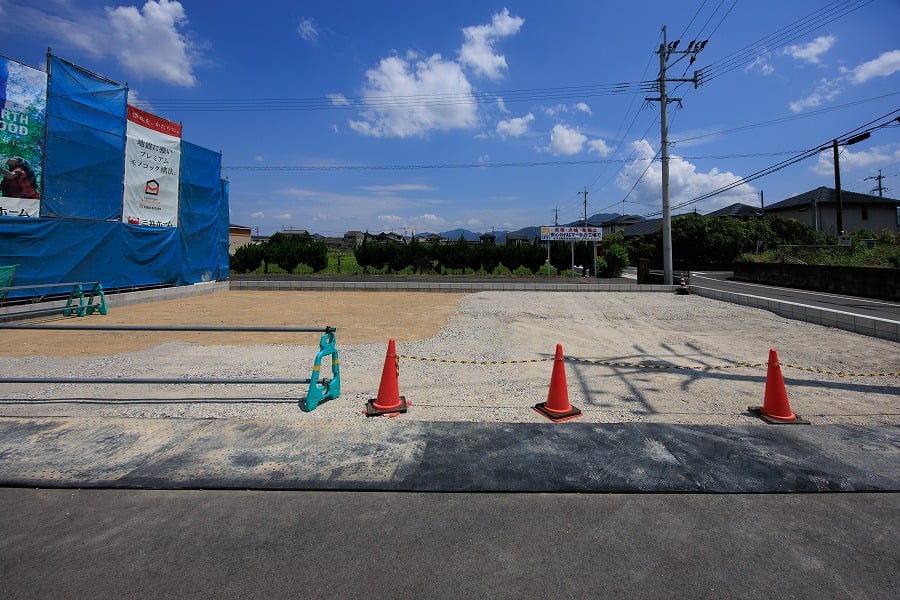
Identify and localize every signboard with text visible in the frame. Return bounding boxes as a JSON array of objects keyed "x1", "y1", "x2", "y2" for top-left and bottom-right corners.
[
  {"x1": 122, "y1": 105, "x2": 182, "y2": 227},
  {"x1": 540, "y1": 226, "x2": 602, "y2": 241}
]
